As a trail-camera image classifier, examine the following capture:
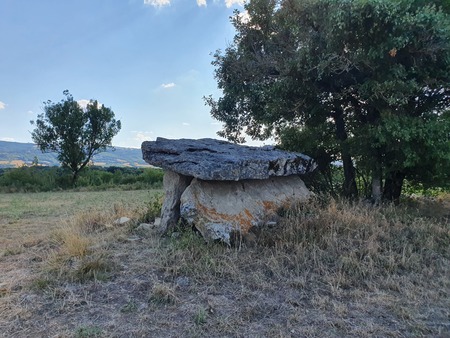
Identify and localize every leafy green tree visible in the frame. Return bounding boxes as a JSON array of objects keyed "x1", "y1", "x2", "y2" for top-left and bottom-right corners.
[
  {"x1": 31, "y1": 90, "x2": 121, "y2": 185},
  {"x1": 205, "y1": 0, "x2": 450, "y2": 202}
]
